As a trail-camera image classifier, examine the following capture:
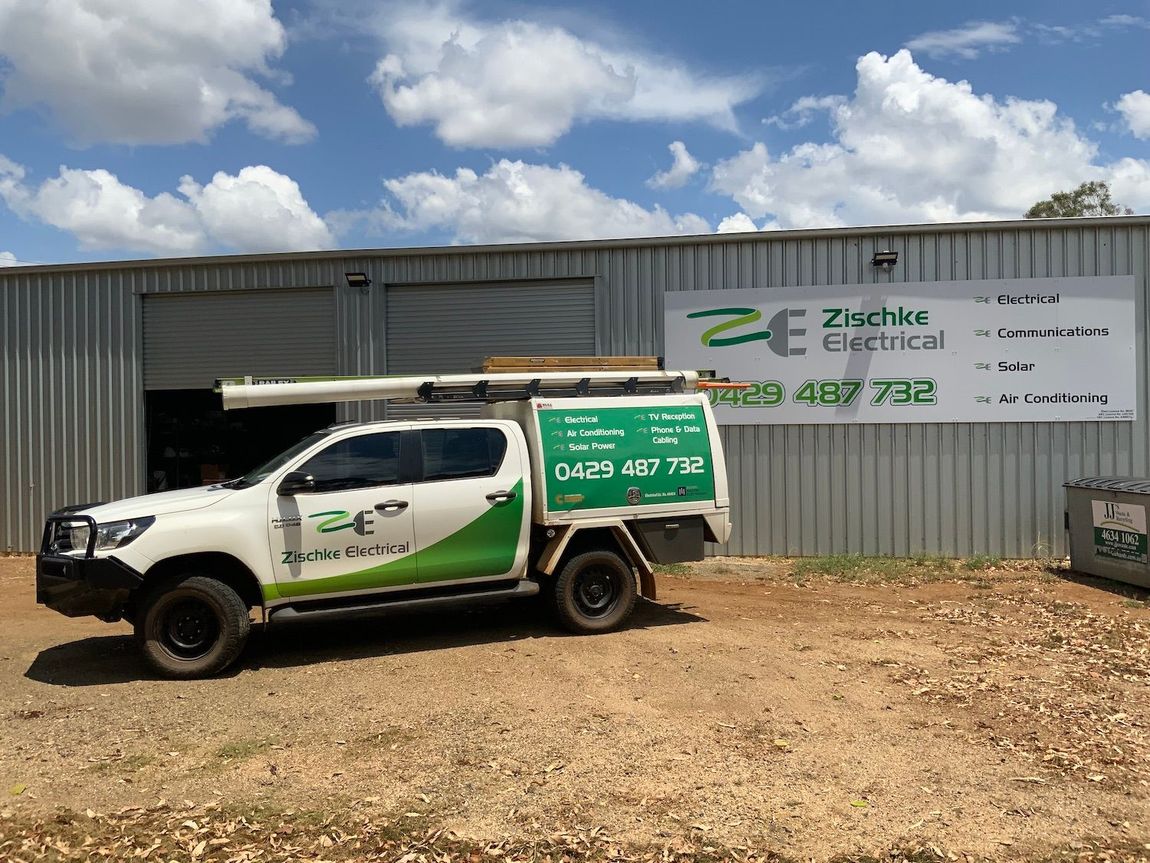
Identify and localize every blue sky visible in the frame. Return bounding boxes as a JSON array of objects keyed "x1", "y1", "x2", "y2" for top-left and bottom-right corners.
[{"x1": 0, "y1": 0, "x2": 1147, "y2": 266}]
